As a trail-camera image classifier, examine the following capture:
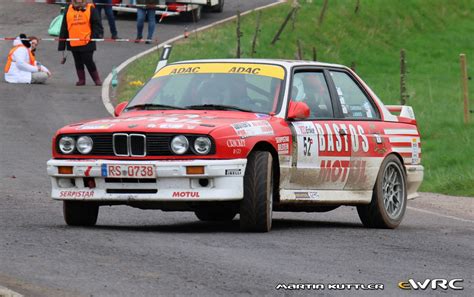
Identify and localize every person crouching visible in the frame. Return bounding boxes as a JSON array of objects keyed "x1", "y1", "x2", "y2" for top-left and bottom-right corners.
[
  {"x1": 4, "y1": 34, "x2": 50, "y2": 84},
  {"x1": 58, "y1": 0, "x2": 104, "y2": 86}
]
